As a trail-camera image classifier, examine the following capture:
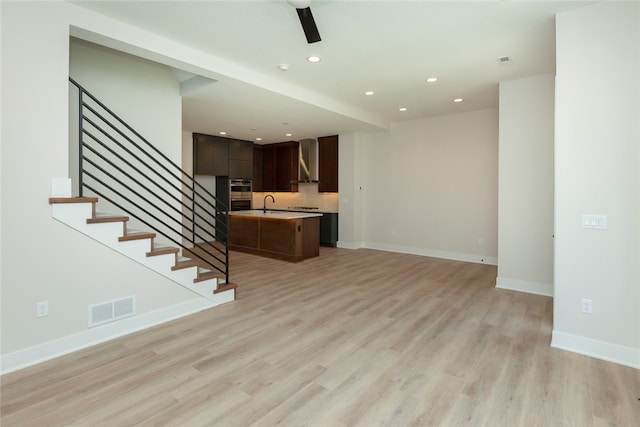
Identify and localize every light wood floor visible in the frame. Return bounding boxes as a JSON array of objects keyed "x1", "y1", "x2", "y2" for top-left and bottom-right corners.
[{"x1": 2, "y1": 248, "x2": 639, "y2": 426}]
